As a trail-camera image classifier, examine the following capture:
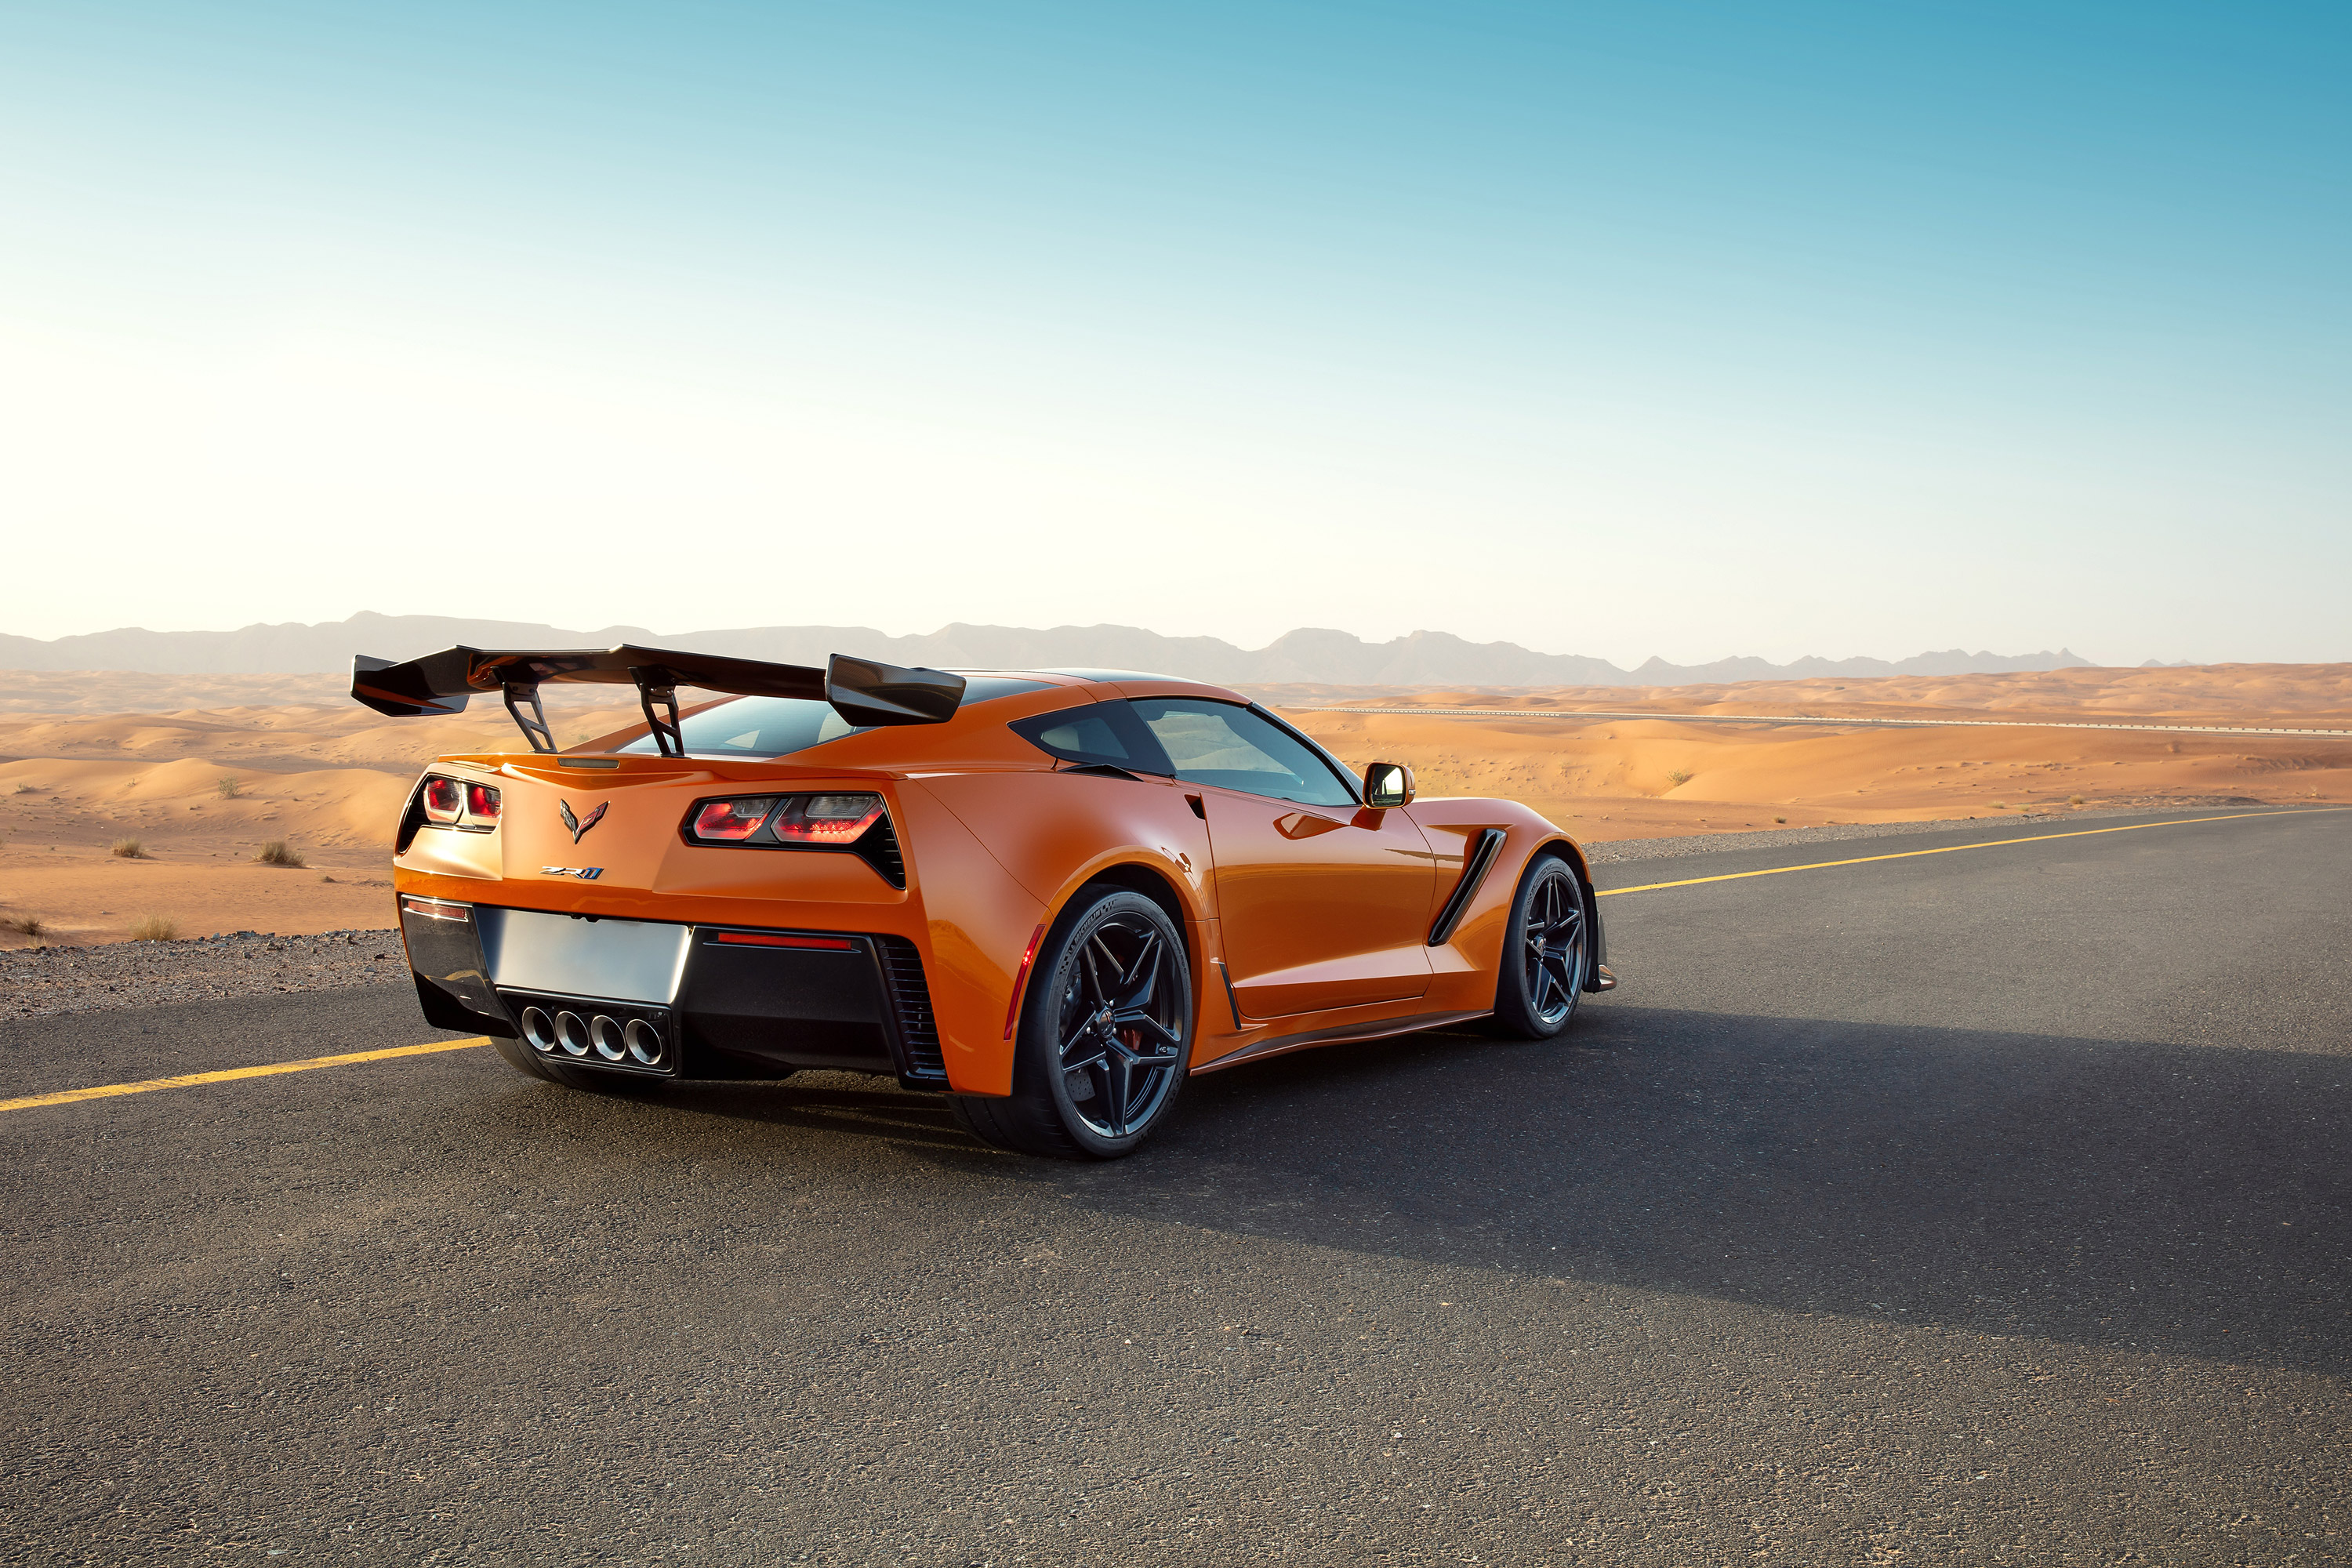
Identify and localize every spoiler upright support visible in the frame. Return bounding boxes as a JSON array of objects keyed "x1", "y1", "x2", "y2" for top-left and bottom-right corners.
[
  {"x1": 501, "y1": 682, "x2": 557, "y2": 753},
  {"x1": 629, "y1": 669, "x2": 685, "y2": 757},
  {"x1": 350, "y1": 644, "x2": 967, "y2": 753}
]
